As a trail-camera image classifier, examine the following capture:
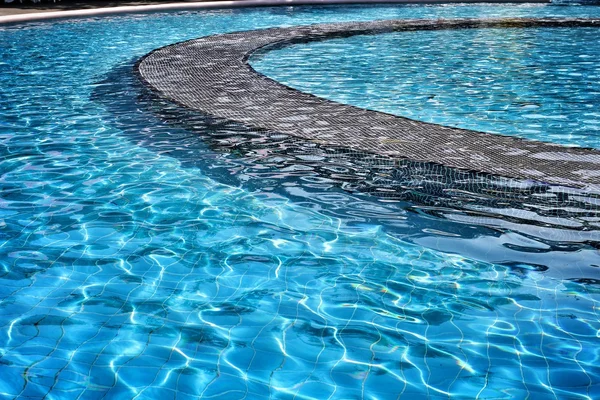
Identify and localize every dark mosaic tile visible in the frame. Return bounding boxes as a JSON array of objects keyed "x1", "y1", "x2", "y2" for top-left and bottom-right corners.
[{"x1": 136, "y1": 18, "x2": 600, "y2": 191}]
